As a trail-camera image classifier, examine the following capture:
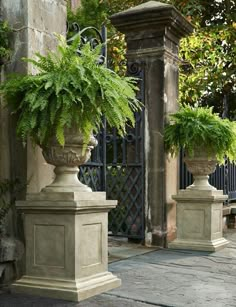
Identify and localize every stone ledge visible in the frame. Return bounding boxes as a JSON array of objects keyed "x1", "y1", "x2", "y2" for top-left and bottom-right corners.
[
  {"x1": 230, "y1": 205, "x2": 236, "y2": 214},
  {"x1": 172, "y1": 189, "x2": 228, "y2": 203},
  {"x1": 223, "y1": 206, "x2": 231, "y2": 216},
  {"x1": 169, "y1": 237, "x2": 229, "y2": 252},
  {"x1": 110, "y1": 0, "x2": 193, "y2": 39},
  {"x1": 26, "y1": 191, "x2": 106, "y2": 201},
  {"x1": 12, "y1": 272, "x2": 121, "y2": 302},
  {"x1": 16, "y1": 199, "x2": 117, "y2": 213}
]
